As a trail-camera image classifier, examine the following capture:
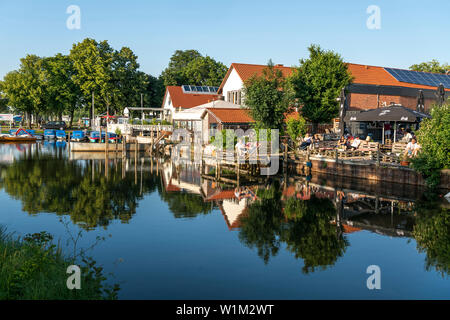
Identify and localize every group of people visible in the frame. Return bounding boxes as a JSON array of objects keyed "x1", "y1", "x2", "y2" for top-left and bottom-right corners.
[{"x1": 337, "y1": 133, "x2": 366, "y2": 151}]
